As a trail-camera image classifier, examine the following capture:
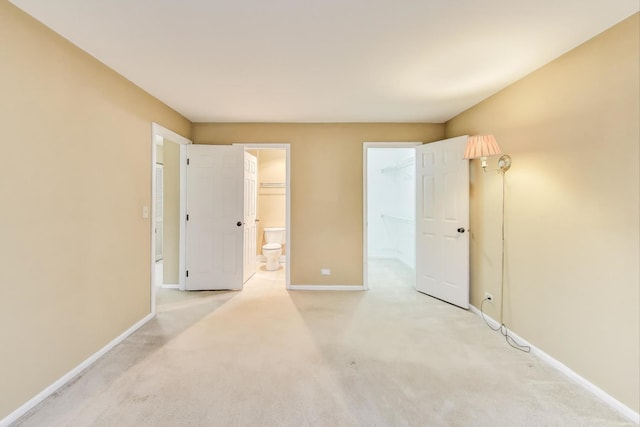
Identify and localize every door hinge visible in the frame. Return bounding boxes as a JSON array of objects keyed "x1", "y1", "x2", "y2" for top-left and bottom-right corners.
[
  {"x1": 186, "y1": 270, "x2": 189, "y2": 277},
  {"x1": 186, "y1": 158, "x2": 190, "y2": 165},
  {"x1": 186, "y1": 214, "x2": 189, "y2": 221}
]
